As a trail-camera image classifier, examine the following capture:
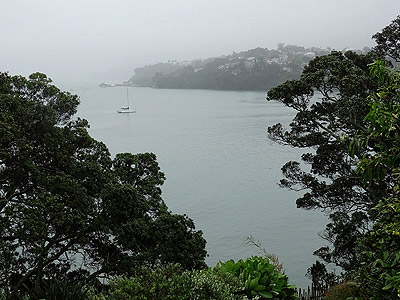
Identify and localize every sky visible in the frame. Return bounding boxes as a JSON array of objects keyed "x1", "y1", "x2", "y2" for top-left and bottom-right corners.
[{"x1": 1, "y1": 0, "x2": 399, "y2": 83}]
